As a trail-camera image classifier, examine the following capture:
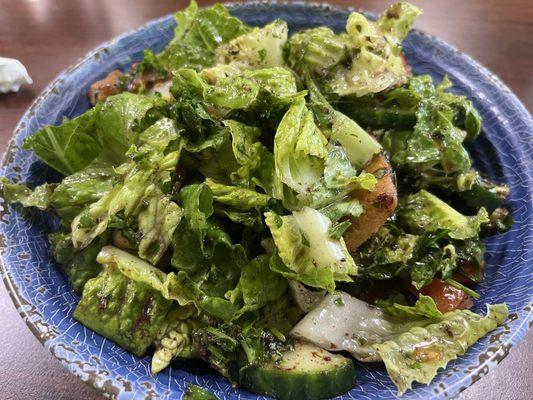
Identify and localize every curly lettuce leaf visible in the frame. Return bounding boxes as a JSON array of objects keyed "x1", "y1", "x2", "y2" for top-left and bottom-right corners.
[
  {"x1": 319, "y1": 198, "x2": 363, "y2": 223},
  {"x1": 178, "y1": 183, "x2": 215, "y2": 252},
  {"x1": 286, "y1": 27, "x2": 348, "y2": 76},
  {"x1": 73, "y1": 264, "x2": 173, "y2": 356},
  {"x1": 95, "y1": 93, "x2": 160, "y2": 163},
  {"x1": 215, "y1": 19, "x2": 288, "y2": 68},
  {"x1": 49, "y1": 232, "x2": 109, "y2": 294},
  {"x1": 97, "y1": 245, "x2": 240, "y2": 322},
  {"x1": 274, "y1": 98, "x2": 328, "y2": 199},
  {"x1": 230, "y1": 254, "x2": 287, "y2": 316},
  {"x1": 357, "y1": 221, "x2": 485, "y2": 289},
  {"x1": 400, "y1": 189, "x2": 489, "y2": 240},
  {"x1": 151, "y1": 307, "x2": 201, "y2": 374},
  {"x1": 372, "y1": 76, "x2": 478, "y2": 178},
  {"x1": 2, "y1": 180, "x2": 55, "y2": 210},
  {"x1": 157, "y1": 0, "x2": 250, "y2": 71},
  {"x1": 3, "y1": 165, "x2": 117, "y2": 226},
  {"x1": 323, "y1": 145, "x2": 377, "y2": 190},
  {"x1": 173, "y1": 66, "x2": 301, "y2": 114},
  {"x1": 205, "y1": 178, "x2": 270, "y2": 211},
  {"x1": 380, "y1": 295, "x2": 443, "y2": 320},
  {"x1": 137, "y1": 189, "x2": 183, "y2": 264},
  {"x1": 306, "y1": 72, "x2": 382, "y2": 170},
  {"x1": 287, "y1": 2, "x2": 420, "y2": 97},
  {"x1": 272, "y1": 93, "x2": 377, "y2": 210},
  {"x1": 375, "y1": 303, "x2": 508, "y2": 395},
  {"x1": 223, "y1": 120, "x2": 277, "y2": 193},
  {"x1": 265, "y1": 207, "x2": 356, "y2": 292},
  {"x1": 164, "y1": 271, "x2": 238, "y2": 321},
  {"x1": 71, "y1": 119, "x2": 182, "y2": 250}
]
